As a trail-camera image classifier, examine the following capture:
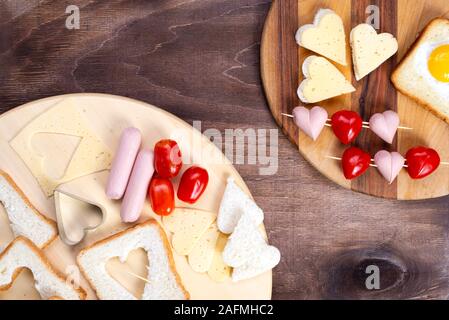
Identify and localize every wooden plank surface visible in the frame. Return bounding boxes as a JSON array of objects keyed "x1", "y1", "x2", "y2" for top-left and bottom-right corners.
[
  {"x1": 262, "y1": 0, "x2": 449, "y2": 200},
  {"x1": 0, "y1": 0, "x2": 448, "y2": 299}
]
